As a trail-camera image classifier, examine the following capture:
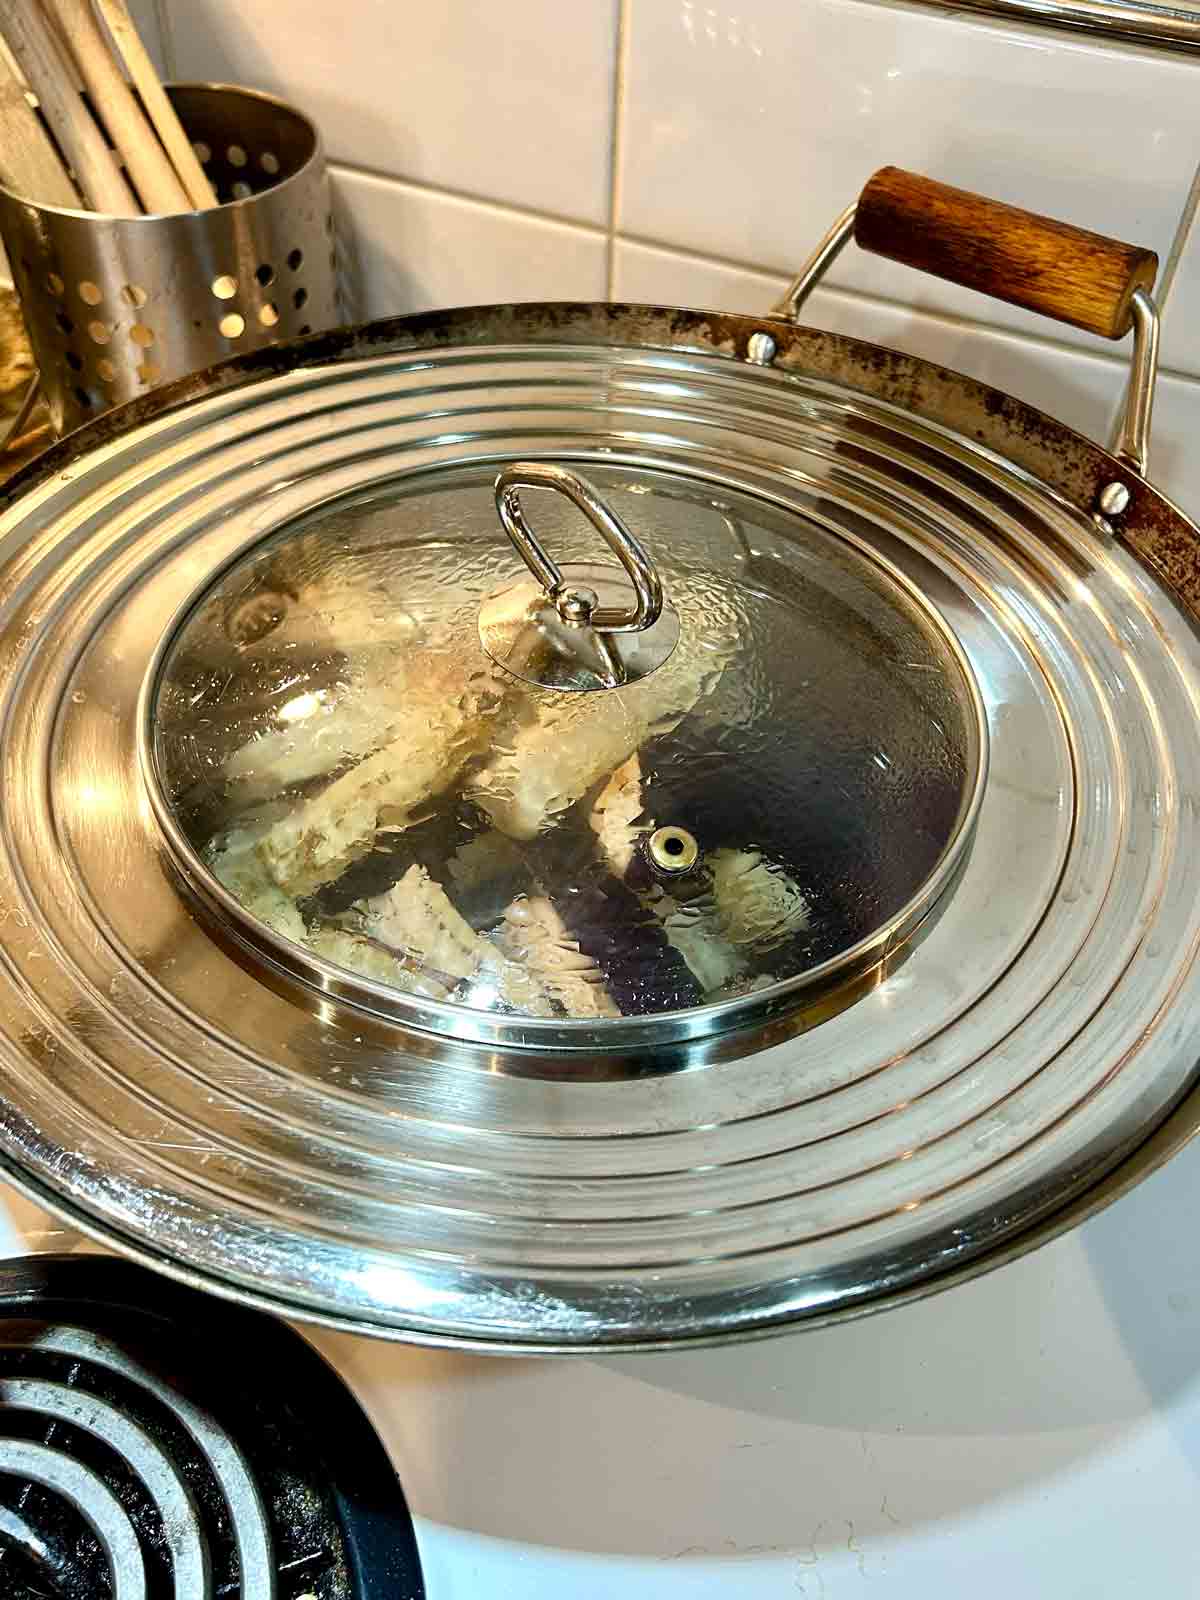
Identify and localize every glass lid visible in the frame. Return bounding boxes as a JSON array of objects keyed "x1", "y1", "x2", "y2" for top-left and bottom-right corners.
[{"x1": 146, "y1": 458, "x2": 987, "y2": 1043}]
